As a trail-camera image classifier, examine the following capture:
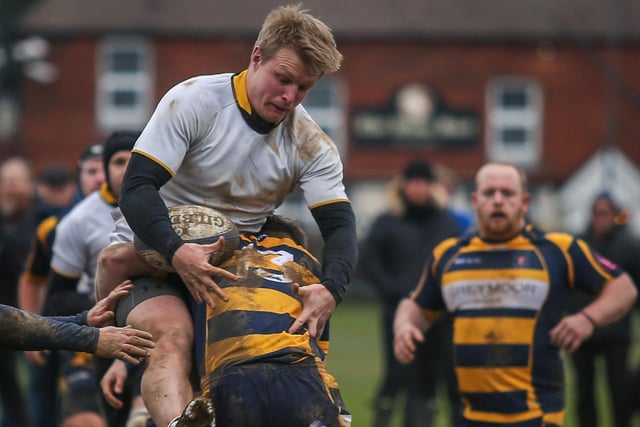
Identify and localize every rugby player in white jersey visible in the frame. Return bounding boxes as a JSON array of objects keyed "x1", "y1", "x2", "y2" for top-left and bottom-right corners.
[
  {"x1": 47, "y1": 132, "x2": 141, "y2": 427},
  {"x1": 95, "y1": 4, "x2": 357, "y2": 427}
]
